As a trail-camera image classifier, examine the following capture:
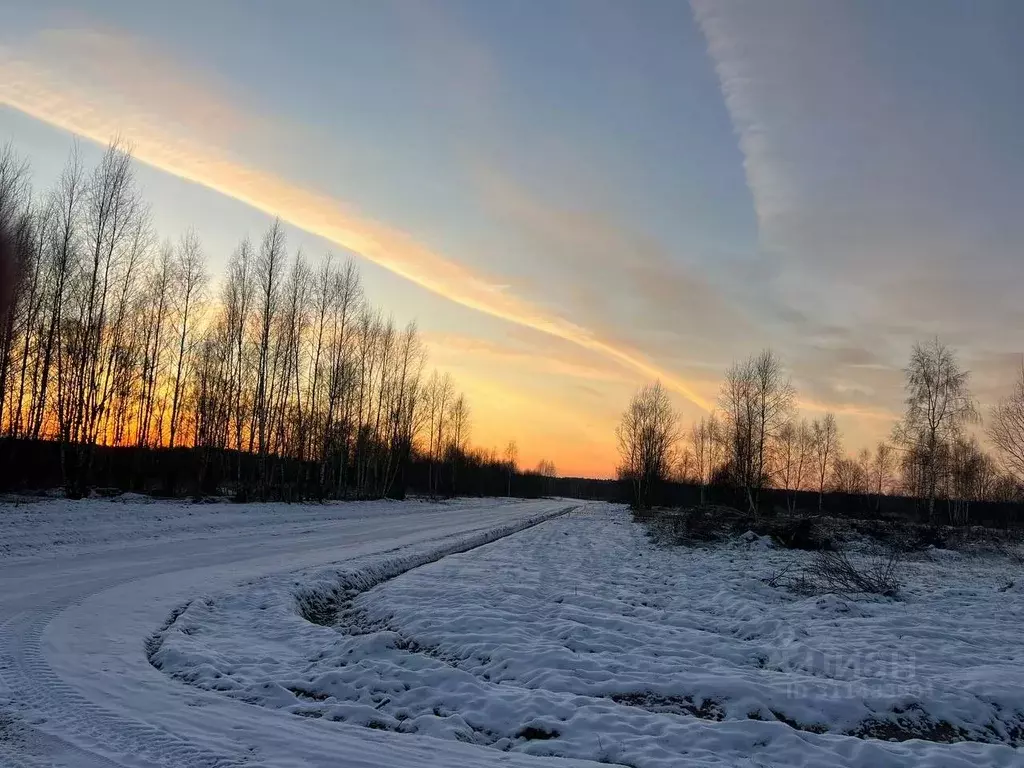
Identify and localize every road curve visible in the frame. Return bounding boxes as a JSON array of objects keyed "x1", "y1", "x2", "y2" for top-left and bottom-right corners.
[{"x1": 0, "y1": 499, "x2": 594, "y2": 768}]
